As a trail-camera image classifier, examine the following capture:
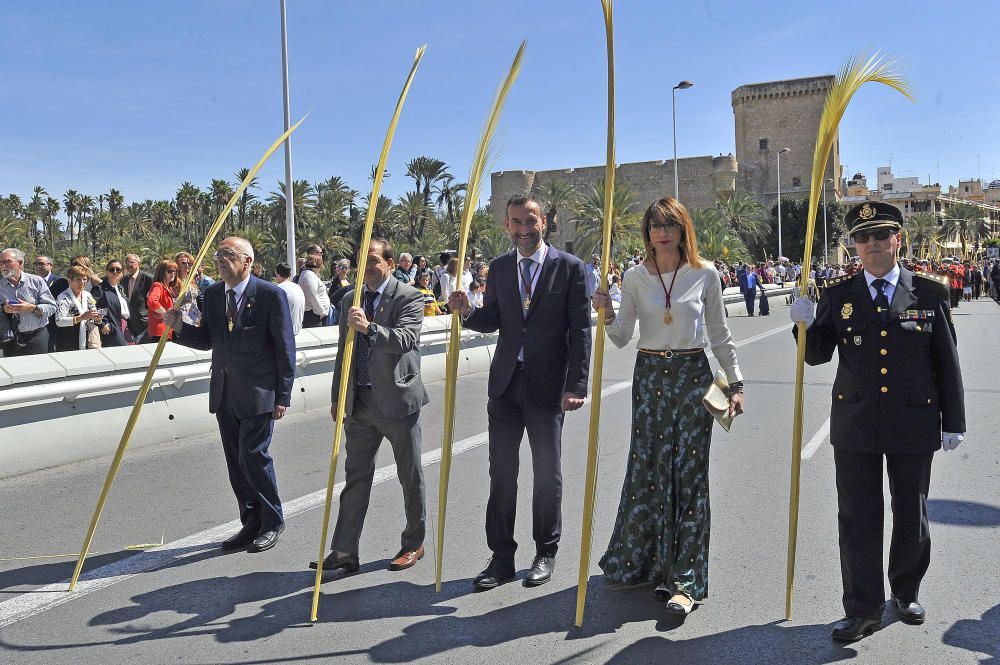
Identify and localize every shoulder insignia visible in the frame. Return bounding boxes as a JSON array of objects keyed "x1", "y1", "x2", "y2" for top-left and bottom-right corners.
[
  {"x1": 823, "y1": 273, "x2": 858, "y2": 289},
  {"x1": 914, "y1": 272, "x2": 949, "y2": 289}
]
